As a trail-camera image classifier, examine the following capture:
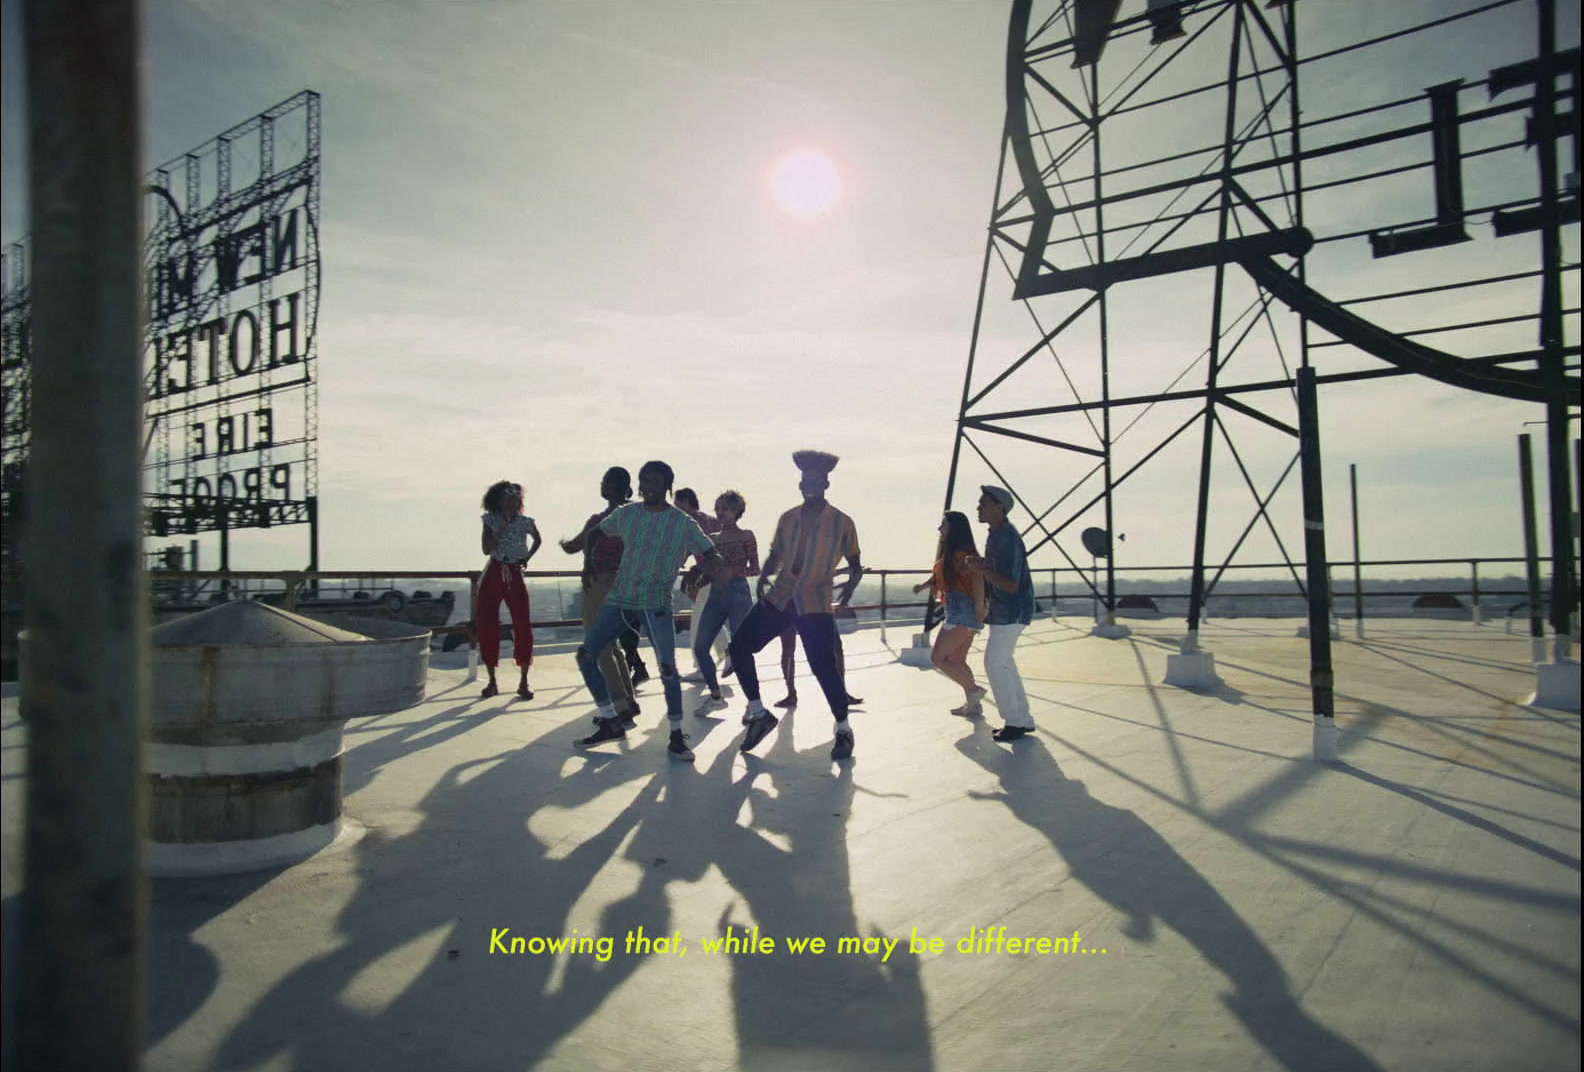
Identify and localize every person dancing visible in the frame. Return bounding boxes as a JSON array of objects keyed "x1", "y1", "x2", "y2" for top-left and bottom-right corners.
[
  {"x1": 690, "y1": 491, "x2": 759, "y2": 715},
  {"x1": 913, "y1": 511, "x2": 987, "y2": 716},
  {"x1": 966, "y1": 485, "x2": 1037, "y2": 742},
  {"x1": 559, "y1": 466, "x2": 641, "y2": 724},
  {"x1": 477, "y1": 480, "x2": 542, "y2": 699},
  {"x1": 674, "y1": 487, "x2": 726, "y2": 681},
  {"x1": 573, "y1": 460, "x2": 725, "y2": 761},
  {"x1": 727, "y1": 450, "x2": 862, "y2": 761}
]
